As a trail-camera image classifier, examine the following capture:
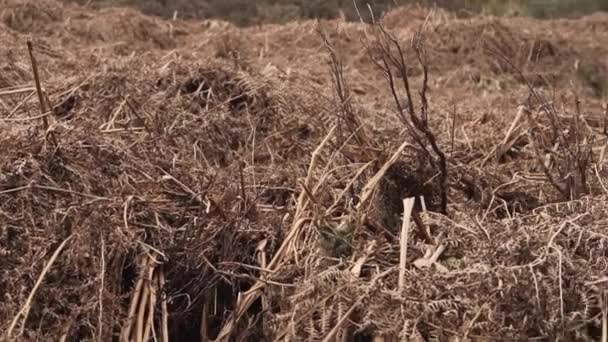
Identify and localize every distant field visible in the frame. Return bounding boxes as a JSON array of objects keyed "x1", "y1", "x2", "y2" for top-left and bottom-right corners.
[{"x1": 63, "y1": 0, "x2": 608, "y2": 25}]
